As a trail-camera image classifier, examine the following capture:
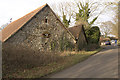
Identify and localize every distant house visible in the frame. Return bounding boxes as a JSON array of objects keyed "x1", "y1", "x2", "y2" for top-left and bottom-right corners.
[
  {"x1": 0, "y1": 4, "x2": 75, "y2": 51},
  {"x1": 100, "y1": 37, "x2": 110, "y2": 42},
  {"x1": 100, "y1": 36, "x2": 119, "y2": 42},
  {"x1": 100, "y1": 36, "x2": 118, "y2": 45},
  {"x1": 68, "y1": 24, "x2": 88, "y2": 51},
  {"x1": 109, "y1": 36, "x2": 118, "y2": 40}
]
